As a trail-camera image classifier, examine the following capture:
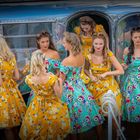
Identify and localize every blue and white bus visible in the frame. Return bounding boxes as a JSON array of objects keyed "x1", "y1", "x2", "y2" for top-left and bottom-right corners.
[{"x1": 0, "y1": 0, "x2": 140, "y2": 96}]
